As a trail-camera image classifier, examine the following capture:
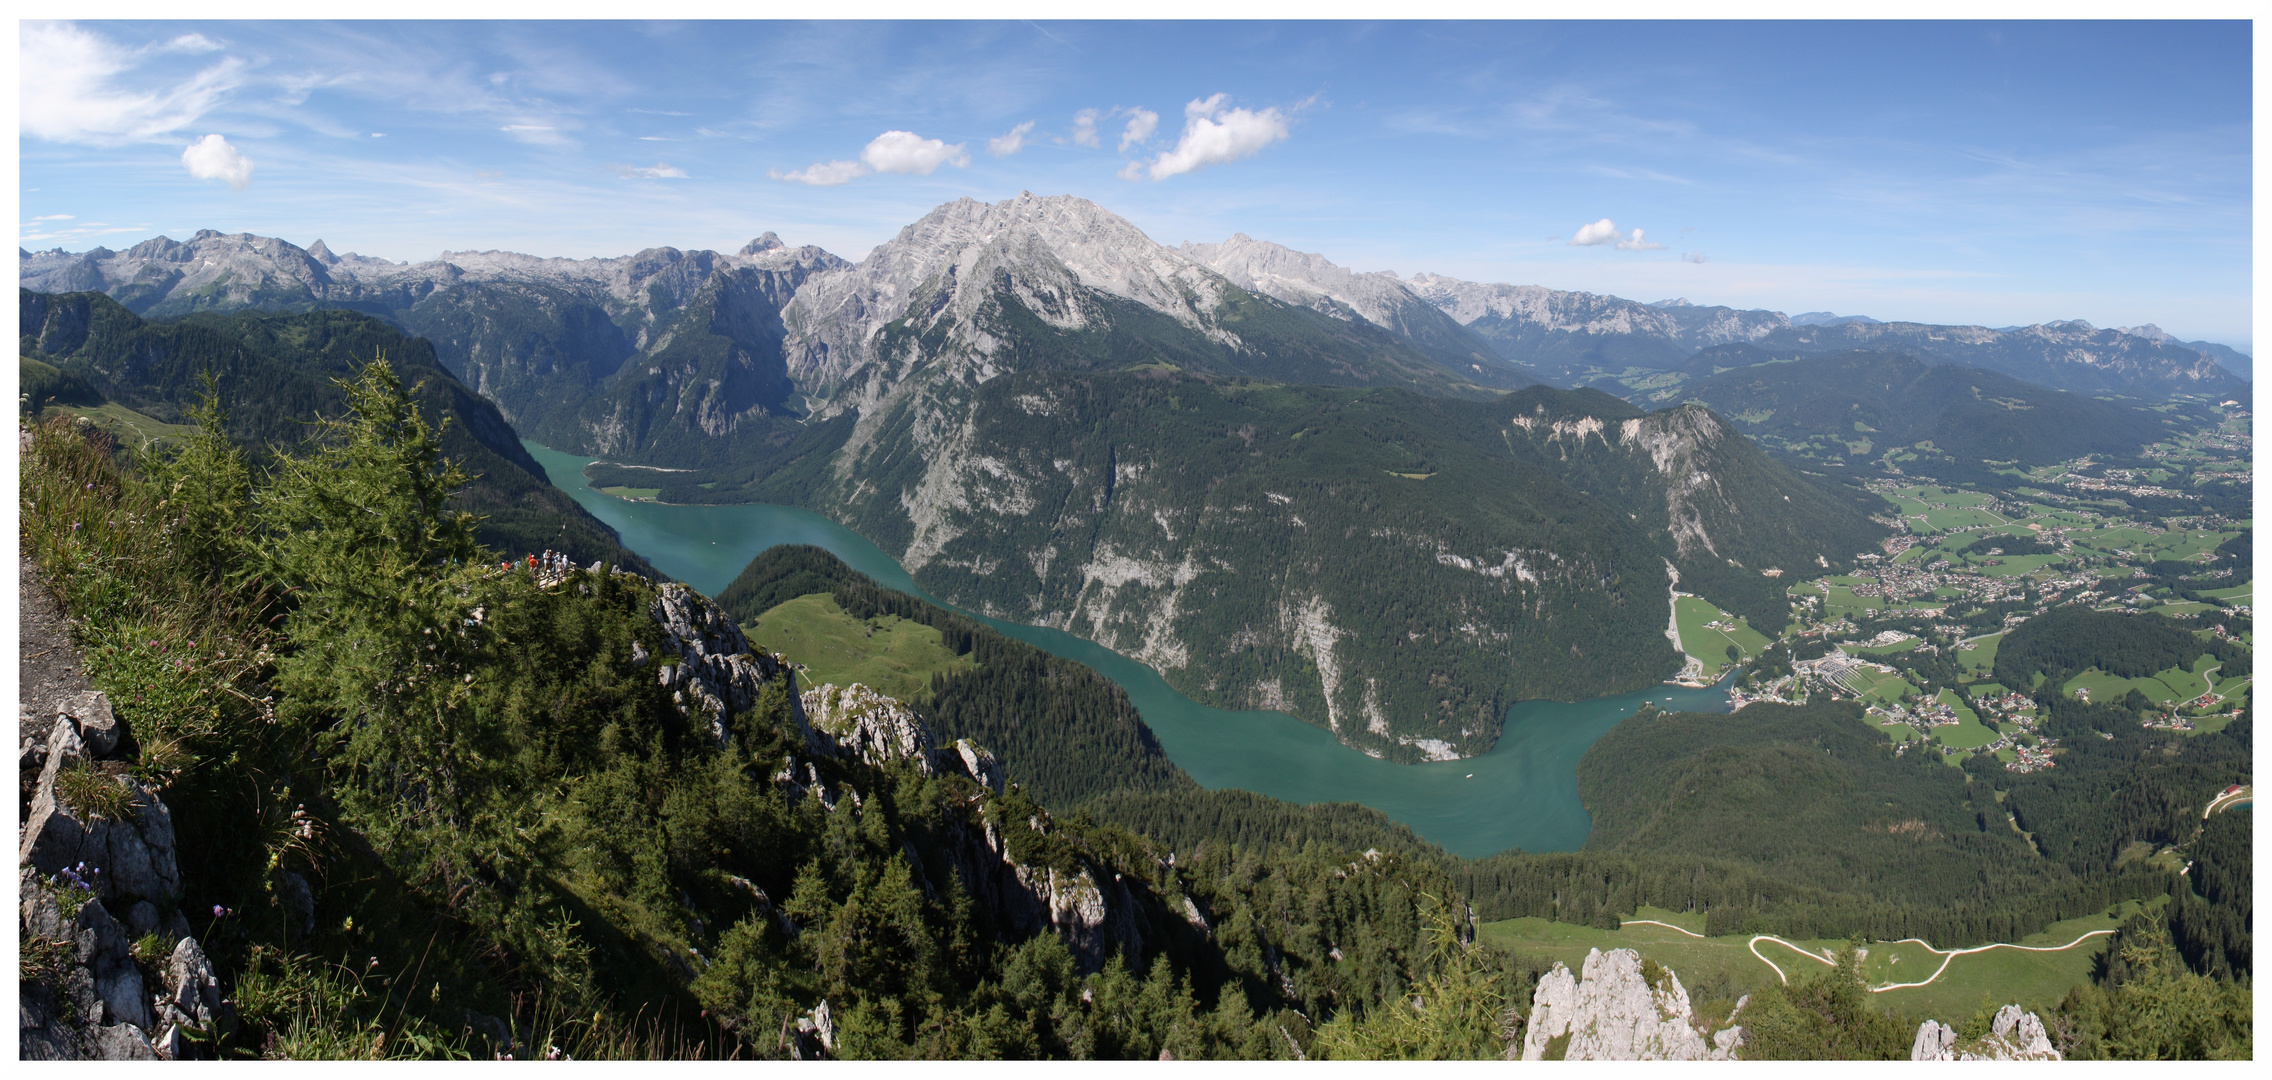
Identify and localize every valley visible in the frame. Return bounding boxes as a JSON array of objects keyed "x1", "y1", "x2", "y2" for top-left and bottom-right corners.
[
  {"x1": 526, "y1": 440, "x2": 1739, "y2": 858},
  {"x1": 19, "y1": 196, "x2": 2252, "y2": 1063}
]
